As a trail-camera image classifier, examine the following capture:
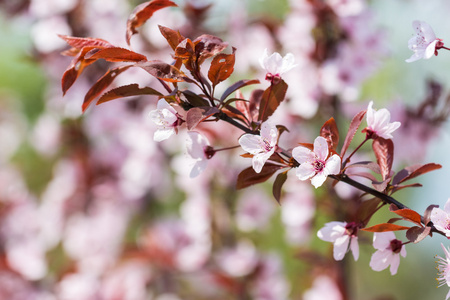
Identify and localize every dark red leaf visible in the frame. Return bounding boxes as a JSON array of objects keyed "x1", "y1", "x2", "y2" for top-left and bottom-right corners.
[
  {"x1": 208, "y1": 49, "x2": 235, "y2": 86},
  {"x1": 423, "y1": 204, "x2": 439, "y2": 226},
  {"x1": 96, "y1": 84, "x2": 162, "y2": 105},
  {"x1": 158, "y1": 25, "x2": 185, "y2": 50},
  {"x1": 138, "y1": 60, "x2": 186, "y2": 82},
  {"x1": 258, "y1": 79, "x2": 288, "y2": 123},
  {"x1": 372, "y1": 137, "x2": 394, "y2": 181},
  {"x1": 372, "y1": 178, "x2": 390, "y2": 192},
  {"x1": 389, "y1": 205, "x2": 422, "y2": 226},
  {"x1": 392, "y1": 163, "x2": 442, "y2": 185},
  {"x1": 406, "y1": 226, "x2": 431, "y2": 243},
  {"x1": 248, "y1": 89, "x2": 263, "y2": 122},
  {"x1": 61, "y1": 46, "x2": 98, "y2": 95},
  {"x1": 220, "y1": 79, "x2": 260, "y2": 102},
  {"x1": 341, "y1": 110, "x2": 366, "y2": 158},
  {"x1": 58, "y1": 35, "x2": 113, "y2": 50},
  {"x1": 181, "y1": 90, "x2": 210, "y2": 107},
  {"x1": 193, "y1": 34, "x2": 228, "y2": 65},
  {"x1": 362, "y1": 223, "x2": 410, "y2": 232},
  {"x1": 272, "y1": 171, "x2": 288, "y2": 204},
  {"x1": 186, "y1": 107, "x2": 220, "y2": 130},
  {"x1": 83, "y1": 65, "x2": 132, "y2": 112},
  {"x1": 320, "y1": 117, "x2": 339, "y2": 151},
  {"x1": 356, "y1": 198, "x2": 381, "y2": 224},
  {"x1": 85, "y1": 47, "x2": 147, "y2": 62},
  {"x1": 345, "y1": 161, "x2": 381, "y2": 174},
  {"x1": 391, "y1": 183, "x2": 423, "y2": 194},
  {"x1": 236, "y1": 164, "x2": 283, "y2": 189},
  {"x1": 126, "y1": 0, "x2": 178, "y2": 45}
]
